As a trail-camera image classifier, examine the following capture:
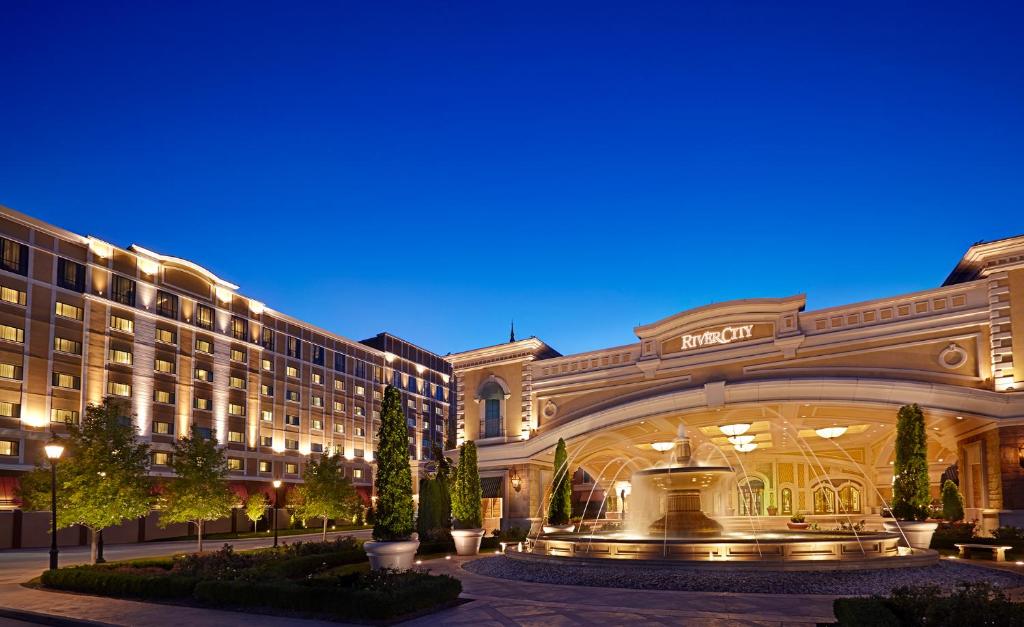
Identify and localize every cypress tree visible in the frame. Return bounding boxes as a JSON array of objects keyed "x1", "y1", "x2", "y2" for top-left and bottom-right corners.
[
  {"x1": 372, "y1": 385, "x2": 415, "y2": 541},
  {"x1": 547, "y1": 438, "x2": 572, "y2": 525},
  {"x1": 892, "y1": 404, "x2": 930, "y2": 521},
  {"x1": 451, "y1": 441, "x2": 482, "y2": 529}
]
